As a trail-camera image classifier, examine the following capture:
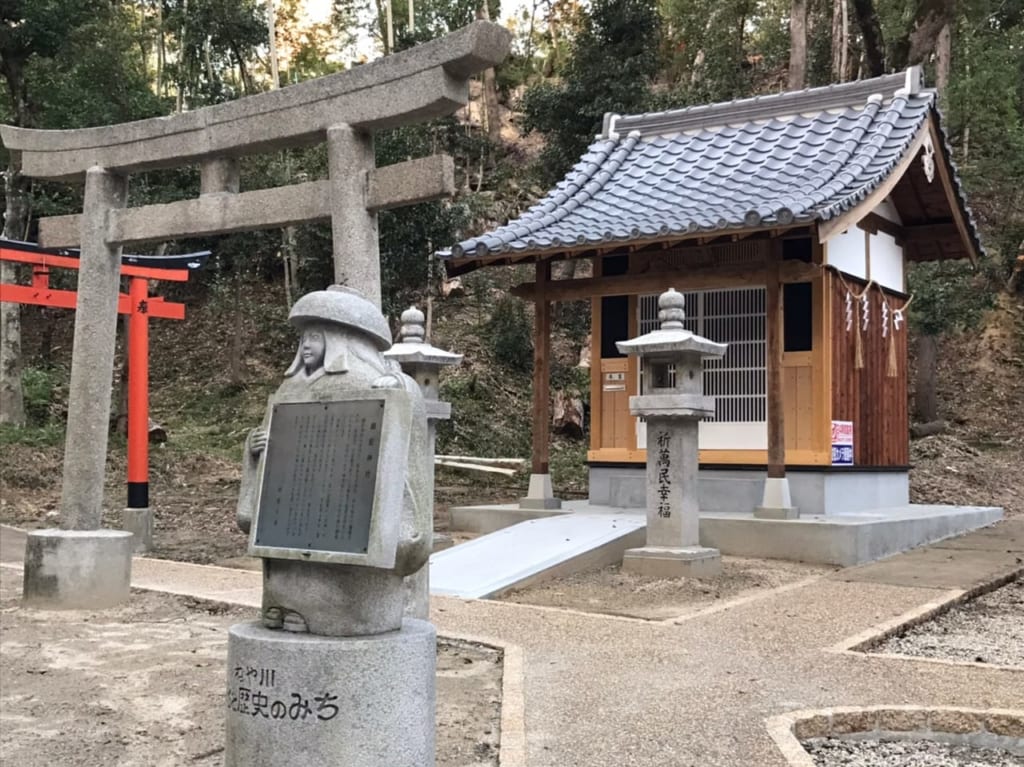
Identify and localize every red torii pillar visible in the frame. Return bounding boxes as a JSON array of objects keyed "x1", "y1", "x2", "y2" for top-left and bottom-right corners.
[{"x1": 0, "y1": 240, "x2": 201, "y2": 550}]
